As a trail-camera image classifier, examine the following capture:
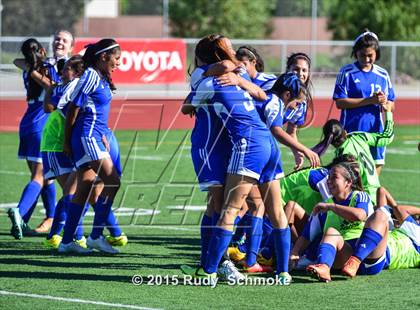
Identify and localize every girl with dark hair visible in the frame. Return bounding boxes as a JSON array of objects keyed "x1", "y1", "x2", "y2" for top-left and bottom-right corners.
[
  {"x1": 312, "y1": 102, "x2": 394, "y2": 205},
  {"x1": 59, "y1": 39, "x2": 122, "y2": 254},
  {"x1": 8, "y1": 38, "x2": 56, "y2": 239},
  {"x1": 306, "y1": 162, "x2": 374, "y2": 282},
  {"x1": 333, "y1": 30, "x2": 395, "y2": 176}
]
